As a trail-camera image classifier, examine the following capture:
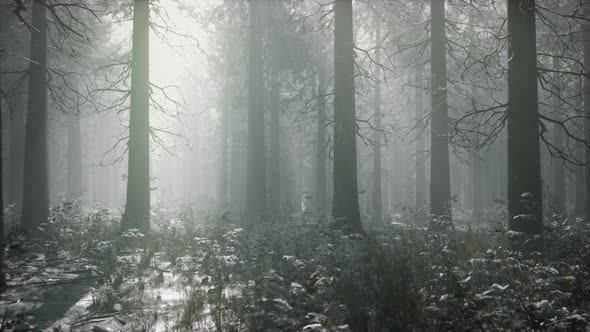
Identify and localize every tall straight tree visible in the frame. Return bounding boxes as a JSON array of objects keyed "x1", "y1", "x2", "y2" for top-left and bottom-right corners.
[
  {"x1": 0, "y1": 50, "x2": 8, "y2": 289},
  {"x1": 21, "y1": 0, "x2": 49, "y2": 234},
  {"x1": 415, "y1": 65, "x2": 427, "y2": 222},
  {"x1": 268, "y1": 64, "x2": 281, "y2": 218},
  {"x1": 218, "y1": 41, "x2": 230, "y2": 212},
  {"x1": 315, "y1": 59, "x2": 327, "y2": 220},
  {"x1": 122, "y1": 0, "x2": 150, "y2": 231},
  {"x1": 372, "y1": 20, "x2": 383, "y2": 225},
  {"x1": 551, "y1": 58, "x2": 565, "y2": 213},
  {"x1": 471, "y1": 86, "x2": 483, "y2": 224},
  {"x1": 1, "y1": 8, "x2": 25, "y2": 220},
  {"x1": 245, "y1": 0, "x2": 267, "y2": 223},
  {"x1": 468, "y1": 10, "x2": 483, "y2": 224},
  {"x1": 332, "y1": 0, "x2": 363, "y2": 234},
  {"x1": 584, "y1": 0, "x2": 590, "y2": 221},
  {"x1": 429, "y1": 0, "x2": 453, "y2": 227},
  {"x1": 66, "y1": 83, "x2": 83, "y2": 201},
  {"x1": 506, "y1": 0, "x2": 543, "y2": 238}
]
